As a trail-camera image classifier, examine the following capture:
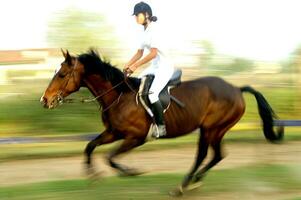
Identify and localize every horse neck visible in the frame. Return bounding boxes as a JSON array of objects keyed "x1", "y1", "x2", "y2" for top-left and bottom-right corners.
[{"x1": 83, "y1": 74, "x2": 120, "y2": 106}]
